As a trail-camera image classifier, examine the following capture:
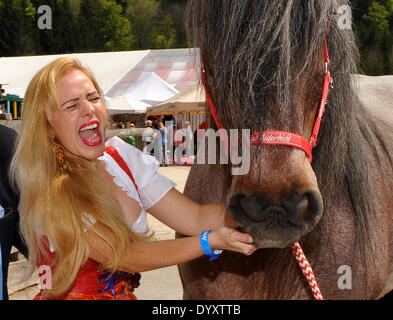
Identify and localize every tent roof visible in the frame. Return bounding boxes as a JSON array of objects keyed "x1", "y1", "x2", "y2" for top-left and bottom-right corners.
[
  {"x1": 0, "y1": 48, "x2": 201, "y2": 101},
  {"x1": 0, "y1": 50, "x2": 149, "y2": 98},
  {"x1": 124, "y1": 72, "x2": 179, "y2": 105},
  {"x1": 105, "y1": 48, "x2": 201, "y2": 96},
  {"x1": 147, "y1": 83, "x2": 206, "y2": 115},
  {"x1": 105, "y1": 95, "x2": 149, "y2": 114},
  {"x1": 0, "y1": 94, "x2": 23, "y2": 102}
]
